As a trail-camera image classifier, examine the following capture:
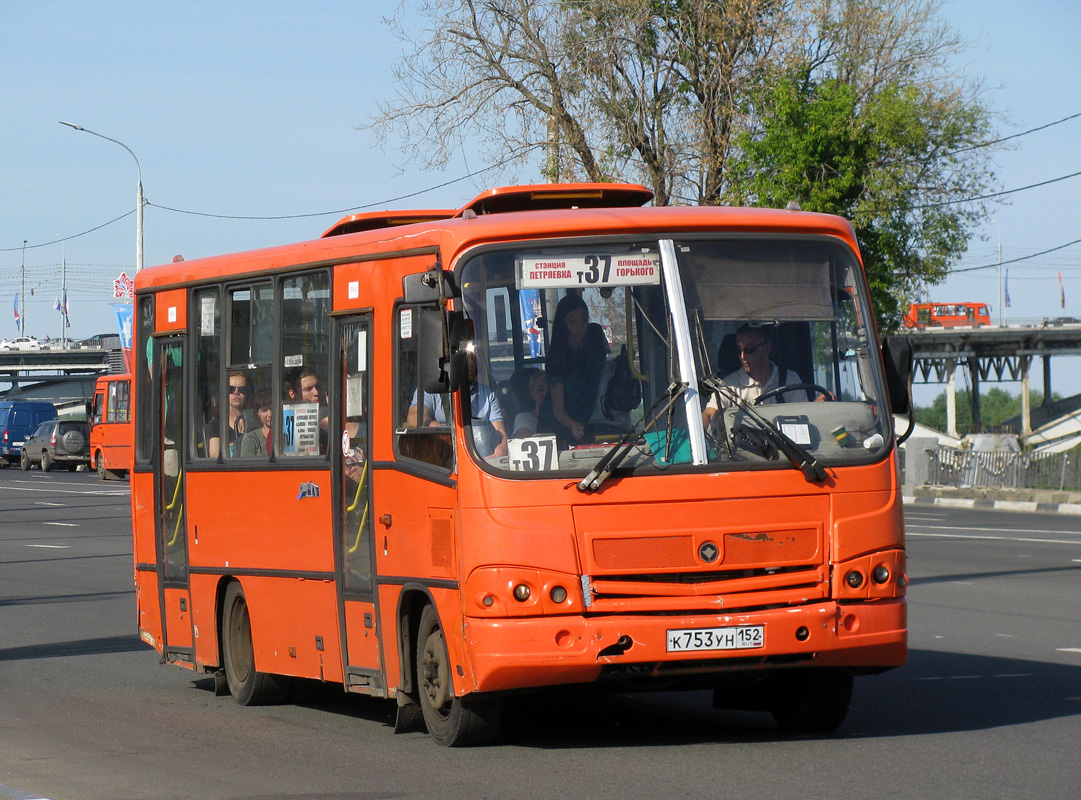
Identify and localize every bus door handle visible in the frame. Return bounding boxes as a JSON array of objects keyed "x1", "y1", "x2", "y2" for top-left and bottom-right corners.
[{"x1": 378, "y1": 513, "x2": 392, "y2": 528}]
